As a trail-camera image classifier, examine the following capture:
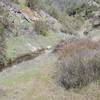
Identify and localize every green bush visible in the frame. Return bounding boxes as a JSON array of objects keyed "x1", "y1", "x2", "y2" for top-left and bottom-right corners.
[
  {"x1": 11, "y1": 0, "x2": 19, "y2": 3},
  {"x1": 0, "y1": 3, "x2": 9, "y2": 68},
  {"x1": 26, "y1": 0, "x2": 41, "y2": 10},
  {"x1": 0, "y1": 23, "x2": 7, "y2": 67},
  {"x1": 95, "y1": 0, "x2": 100, "y2": 4},
  {"x1": 47, "y1": 6, "x2": 60, "y2": 20},
  {"x1": 34, "y1": 20, "x2": 49, "y2": 36},
  {"x1": 74, "y1": 4, "x2": 98, "y2": 18}
]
